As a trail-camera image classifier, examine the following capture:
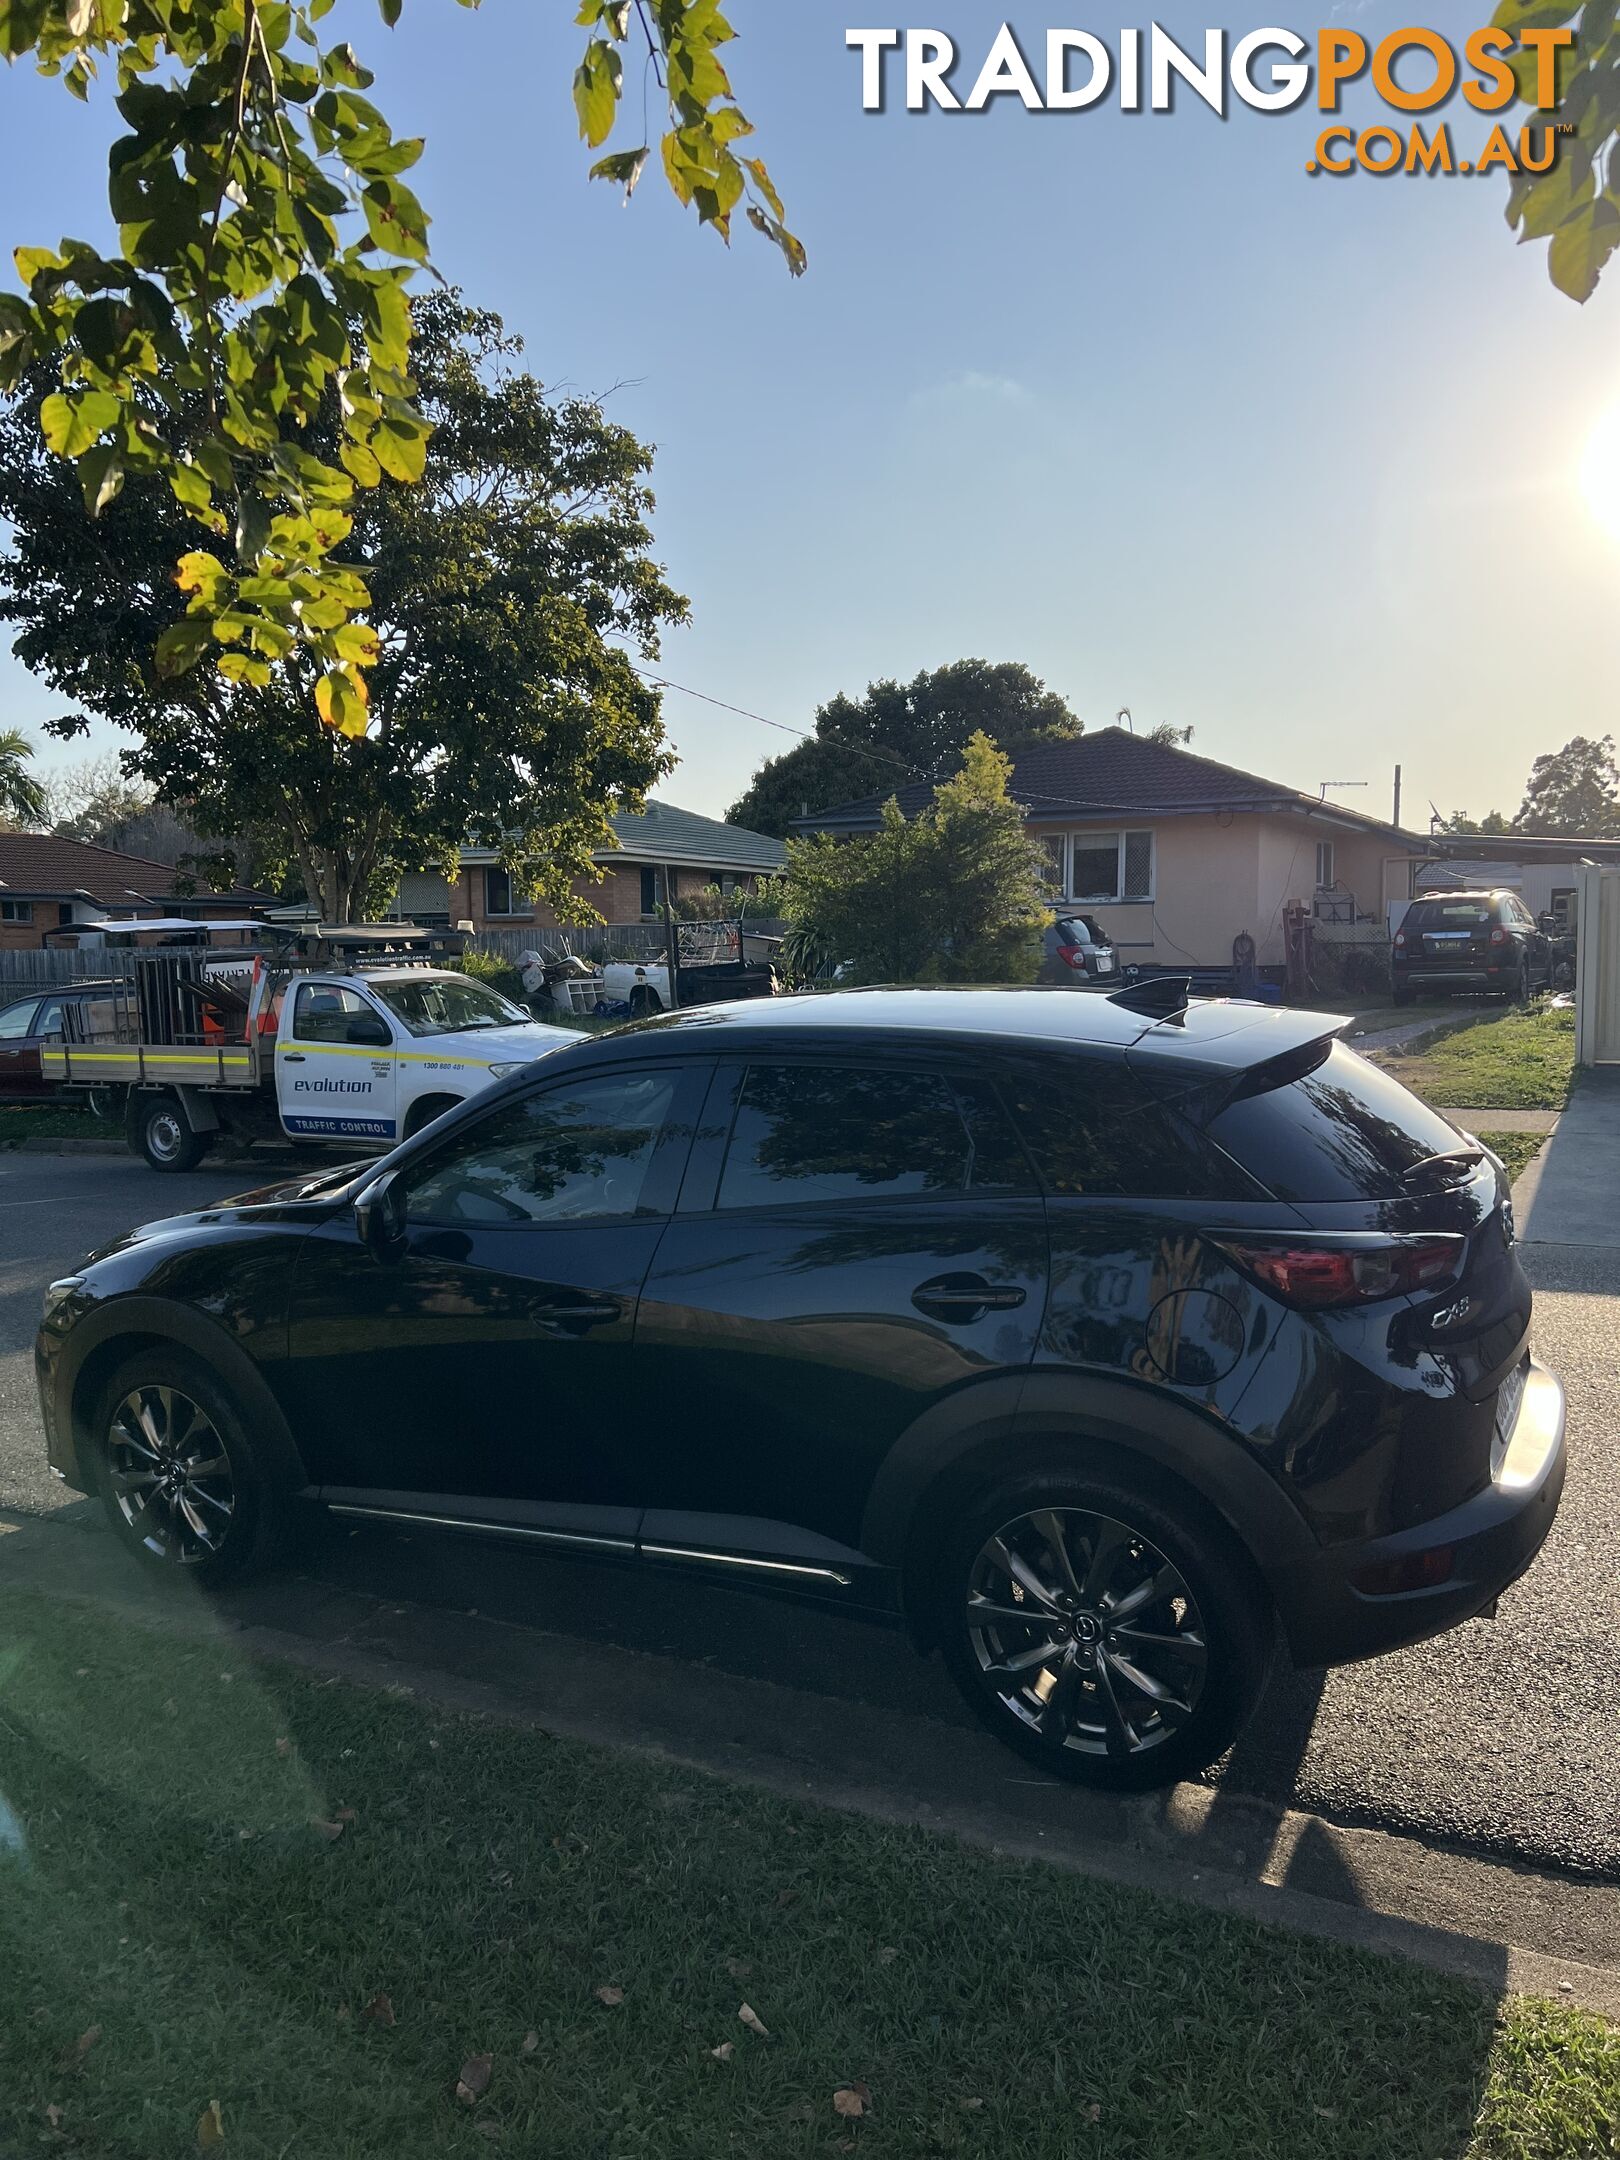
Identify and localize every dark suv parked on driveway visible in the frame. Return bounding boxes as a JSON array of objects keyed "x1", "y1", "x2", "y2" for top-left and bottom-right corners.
[
  {"x1": 1392, "y1": 890, "x2": 1552, "y2": 1005},
  {"x1": 36, "y1": 987, "x2": 1565, "y2": 1790}
]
